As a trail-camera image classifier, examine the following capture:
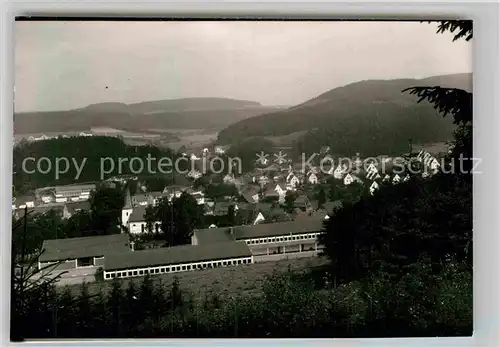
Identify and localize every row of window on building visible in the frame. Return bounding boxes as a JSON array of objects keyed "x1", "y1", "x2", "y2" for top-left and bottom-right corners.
[
  {"x1": 243, "y1": 232, "x2": 322, "y2": 246},
  {"x1": 104, "y1": 256, "x2": 254, "y2": 280}
]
